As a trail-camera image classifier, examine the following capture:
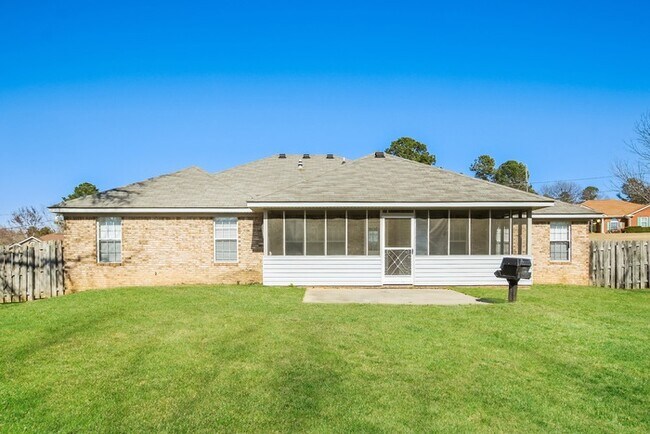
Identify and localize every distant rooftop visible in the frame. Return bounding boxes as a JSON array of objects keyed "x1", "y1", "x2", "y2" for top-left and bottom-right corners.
[{"x1": 581, "y1": 199, "x2": 649, "y2": 217}]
